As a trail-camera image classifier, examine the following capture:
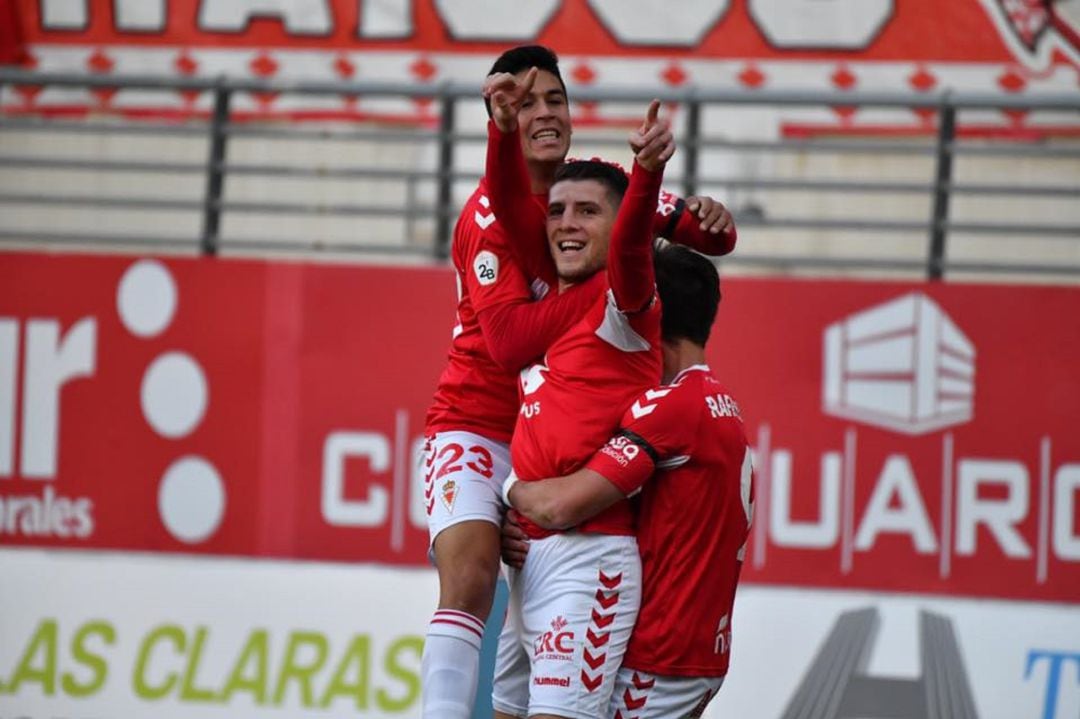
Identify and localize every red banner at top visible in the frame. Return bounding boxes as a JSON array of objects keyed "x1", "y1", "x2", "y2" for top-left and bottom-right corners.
[
  {"x1": 0, "y1": 252, "x2": 1078, "y2": 604},
  {"x1": 0, "y1": 0, "x2": 28, "y2": 64},
  {"x1": 7, "y1": 1, "x2": 1077, "y2": 136},
  {"x1": 11, "y1": 0, "x2": 1080, "y2": 65}
]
